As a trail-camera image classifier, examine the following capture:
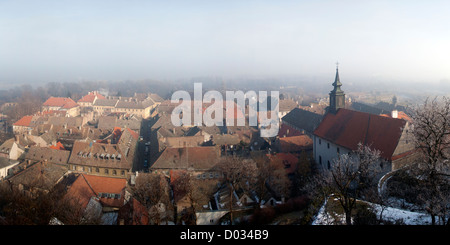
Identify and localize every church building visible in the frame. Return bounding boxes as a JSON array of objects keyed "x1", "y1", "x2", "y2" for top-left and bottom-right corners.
[{"x1": 313, "y1": 65, "x2": 417, "y2": 172}]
